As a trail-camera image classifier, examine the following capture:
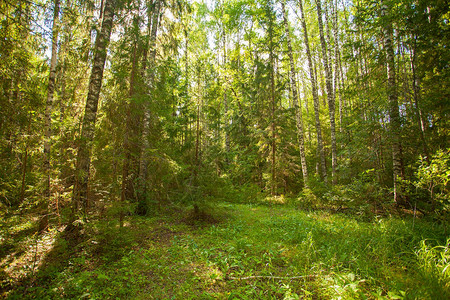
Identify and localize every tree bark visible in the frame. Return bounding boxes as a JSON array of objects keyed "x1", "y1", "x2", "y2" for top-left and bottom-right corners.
[
  {"x1": 184, "y1": 27, "x2": 189, "y2": 147},
  {"x1": 223, "y1": 21, "x2": 230, "y2": 163},
  {"x1": 20, "y1": 113, "x2": 32, "y2": 203},
  {"x1": 121, "y1": 23, "x2": 140, "y2": 222},
  {"x1": 331, "y1": 0, "x2": 344, "y2": 132},
  {"x1": 298, "y1": 0, "x2": 327, "y2": 183},
  {"x1": 141, "y1": 0, "x2": 153, "y2": 71},
  {"x1": 281, "y1": 0, "x2": 309, "y2": 188},
  {"x1": 267, "y1": 1, "x2": 276, "y2": 195},
  {"x1": 195, "y1": 69, "x2": 201, "y2": 183},
  {"x1": 323, "y1": 0, "x2": 334, "y2": 89},
  {"x1": 139, "y1": 0, "x2": 161, "y2": 202},
  {"x1": 316, "y1": 0, "x2": 337, "y2": 185},
  {"x1": 72, "y1": 0, "x2": 115, "y2": 217},
  {"x1": 381, "y1": 1, "x2": 404, "y2": 205},
  {"x1": 410, "y1": 38, "x2": 429, "y2": 162},
  {"x1": 194, "y1": 66, "x2": 202, "y2": 215},
  {"x1": 43, "y1": 0, "x2": 60, "y2": 228}
]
